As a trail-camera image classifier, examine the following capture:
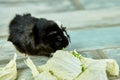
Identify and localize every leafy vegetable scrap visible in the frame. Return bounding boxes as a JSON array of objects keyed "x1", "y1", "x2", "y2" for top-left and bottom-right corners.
[
  {"x1": 0, "y1": 54, "x2": 17, "y2": 80},
  {"x1": 25, "y1": 50, "x2": 119, "y2": 80}
]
